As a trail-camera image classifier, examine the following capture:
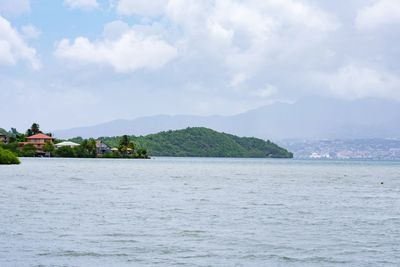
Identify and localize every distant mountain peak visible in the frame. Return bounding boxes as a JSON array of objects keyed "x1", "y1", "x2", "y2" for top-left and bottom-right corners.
[{"x1": 53, "y1": 98, "x2": 400, "y2": 140}]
